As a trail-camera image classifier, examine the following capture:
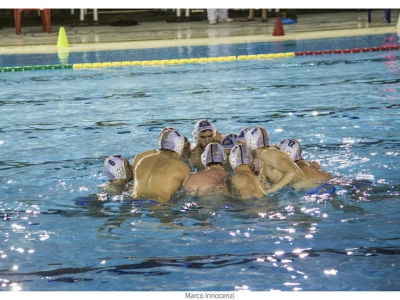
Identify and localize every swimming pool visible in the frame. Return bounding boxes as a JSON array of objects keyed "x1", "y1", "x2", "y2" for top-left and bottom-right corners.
[{"x1": 0, "y1": 34, "x2": 399, "y2": 292}]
